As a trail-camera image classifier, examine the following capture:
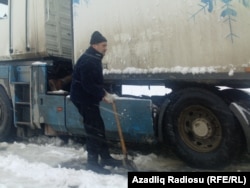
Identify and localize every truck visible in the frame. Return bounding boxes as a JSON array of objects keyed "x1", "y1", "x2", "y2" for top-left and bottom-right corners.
[{"x1": 0, "y1": 0, "x2": 250, "y2": 169}]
